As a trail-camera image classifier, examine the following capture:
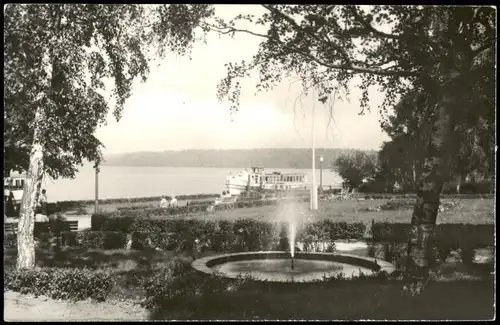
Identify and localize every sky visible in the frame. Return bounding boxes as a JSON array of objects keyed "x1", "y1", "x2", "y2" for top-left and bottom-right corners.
[{"x1": 95, "y1": 5, "x2": 390, "y2": 155}]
